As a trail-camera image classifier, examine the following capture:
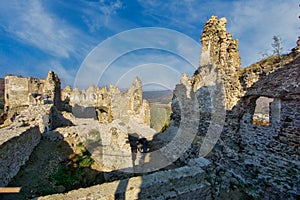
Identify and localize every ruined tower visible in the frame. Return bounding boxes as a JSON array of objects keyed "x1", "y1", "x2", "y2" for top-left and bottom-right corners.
[{"x1": 196, "y1": 16, "x2": 242, "y2": 110}]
